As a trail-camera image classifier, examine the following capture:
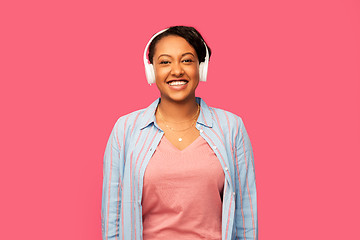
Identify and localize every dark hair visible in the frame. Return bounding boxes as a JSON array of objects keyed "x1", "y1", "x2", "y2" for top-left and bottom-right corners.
[{"x1": 148, "y1": 26, "x2": 212, "y2": 64}]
